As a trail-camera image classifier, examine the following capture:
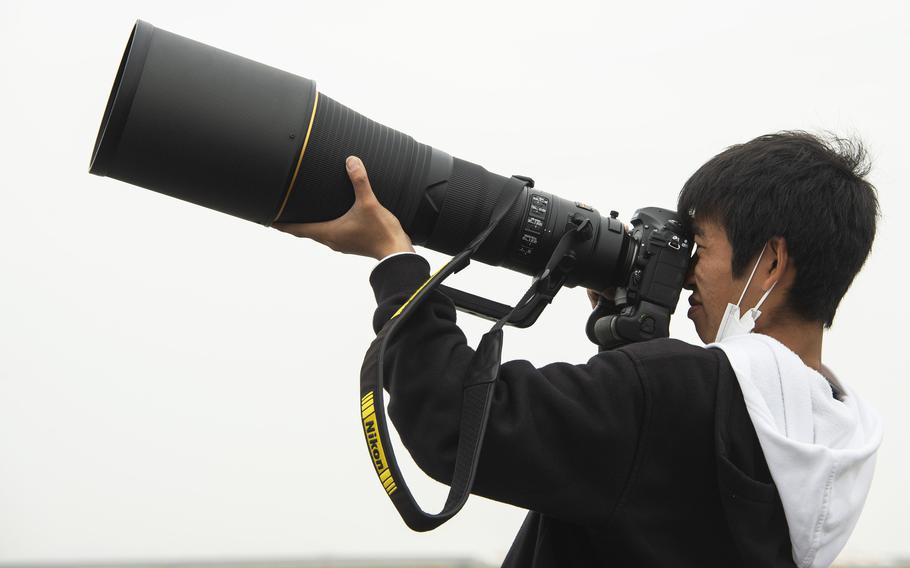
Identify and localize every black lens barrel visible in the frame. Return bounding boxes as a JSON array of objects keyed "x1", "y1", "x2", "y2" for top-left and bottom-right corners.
[
  {"x1": 90, "y1": 21, "x2": 317, "y2": 225},
  {"x1": 90, "y1": 20, "x2": 631, "y2": 292}
]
